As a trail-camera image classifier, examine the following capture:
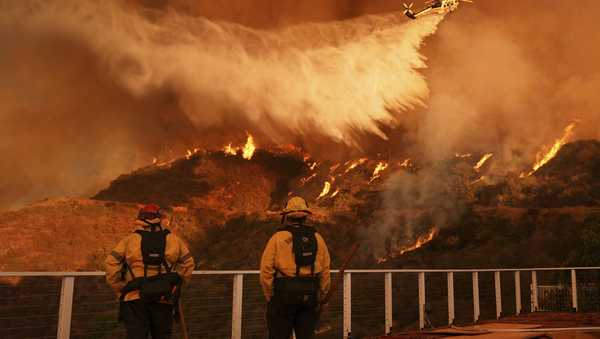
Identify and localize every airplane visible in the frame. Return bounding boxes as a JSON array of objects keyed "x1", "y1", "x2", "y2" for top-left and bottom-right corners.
[{"x1": 403, "y1": 0, "x2": 473, "y2": 20}]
